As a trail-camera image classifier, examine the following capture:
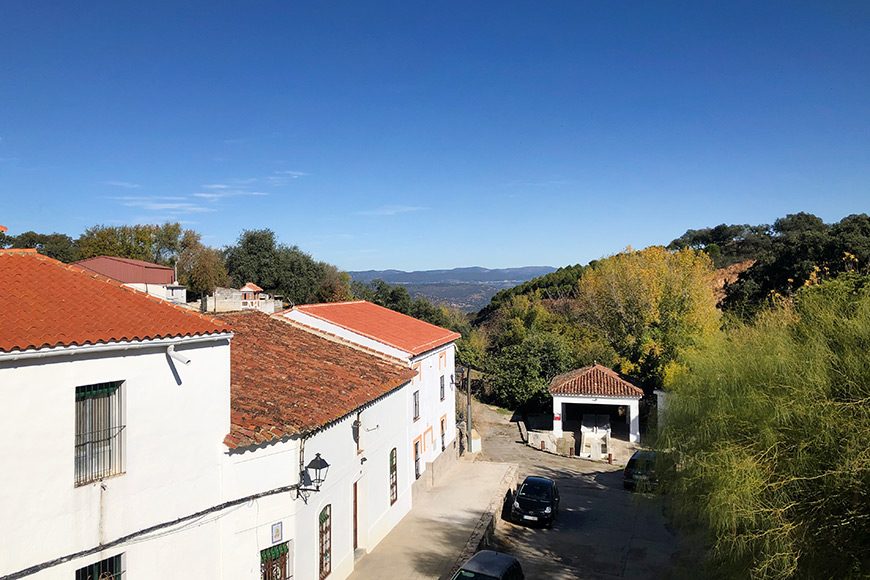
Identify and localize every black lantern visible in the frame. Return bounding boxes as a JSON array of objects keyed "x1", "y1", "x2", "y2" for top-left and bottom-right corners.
[{"x1": 305, "y1": 453, "x2": 330, "y2": 490}]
